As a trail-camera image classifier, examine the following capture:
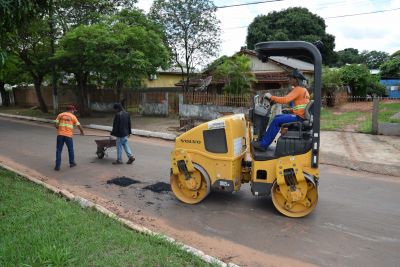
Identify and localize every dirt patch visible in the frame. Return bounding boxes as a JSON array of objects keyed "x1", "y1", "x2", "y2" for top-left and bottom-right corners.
[
  {"x1": 107, "y1": 177, "x2": 140, "y2": 187},
  {"x1": 143, "y1": 182, "x2": 171, "y2": 193}
]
